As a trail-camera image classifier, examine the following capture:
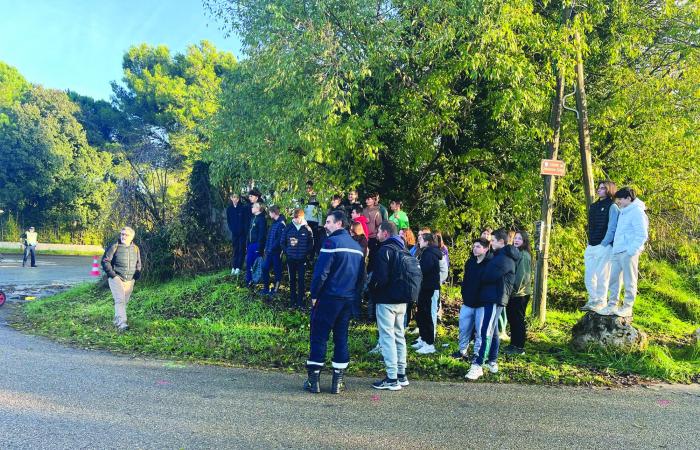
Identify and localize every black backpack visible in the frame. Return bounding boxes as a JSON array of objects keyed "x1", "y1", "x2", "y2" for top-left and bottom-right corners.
[{"x1": 391, "y1": 247, "x2": 423, "y2": 303}]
